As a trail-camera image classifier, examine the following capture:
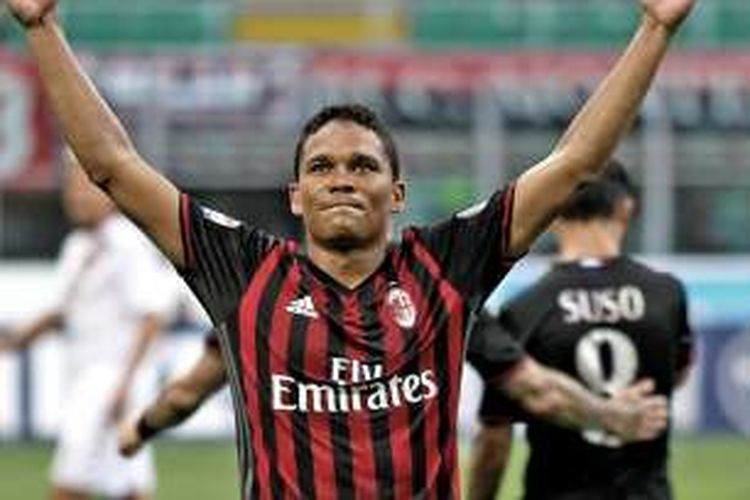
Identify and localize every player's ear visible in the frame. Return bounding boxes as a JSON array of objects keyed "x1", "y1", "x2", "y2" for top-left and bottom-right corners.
[
  {"x1": 614, "y1": 197, "x2": 635, "y2": 225},
  {"x1": 391, "y1": 180, "x2": 406, "y2": 214},
  {"x1": 289, "y1": 182, "x2": 303, "y2": 217},
  {"x1": 549, "y1": 217, "x2": 564, "y2": 236}
]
